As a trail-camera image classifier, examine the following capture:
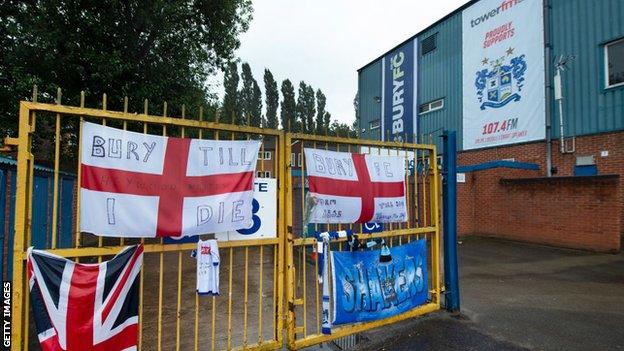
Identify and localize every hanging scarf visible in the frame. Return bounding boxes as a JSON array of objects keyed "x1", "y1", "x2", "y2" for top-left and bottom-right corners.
[{"x1": 315, "y1": 229, "x2": 354, "y2": 335}]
